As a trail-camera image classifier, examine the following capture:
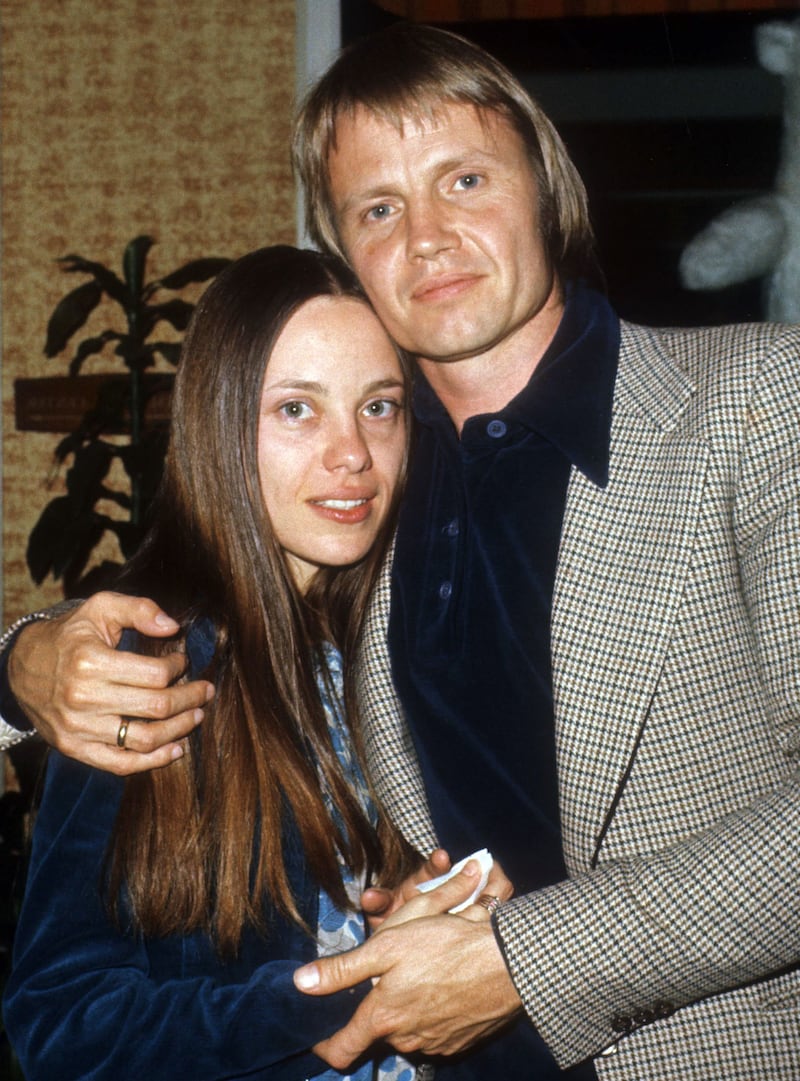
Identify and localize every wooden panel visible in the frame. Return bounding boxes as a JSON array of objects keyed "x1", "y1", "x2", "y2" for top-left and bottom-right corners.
[
  {"x1": 14, "y1": 375, "x2": 173, "y2": 434},
  {"x1": 374, "y1": 0, "x2": 789, "y2": 18}
]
